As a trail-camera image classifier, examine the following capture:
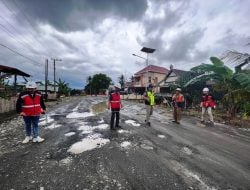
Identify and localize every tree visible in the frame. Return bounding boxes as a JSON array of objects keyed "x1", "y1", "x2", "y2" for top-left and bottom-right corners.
[
  {"x1": 118, "y1": 74, "x2": 125, "y2": 89},
  {"x1": 85, "y1": 76, "x2": 92, "y2": 95},
  {"x1": 89, "y1": 73, "x2": 111, "y2": 95}
]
